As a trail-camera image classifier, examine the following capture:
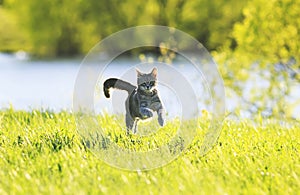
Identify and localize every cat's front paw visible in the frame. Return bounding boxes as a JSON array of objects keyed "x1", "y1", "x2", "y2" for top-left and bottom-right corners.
[
  {"x1": 157, "y1": 109, "x2": 165, "y2": 126},
  {"x1": 158, "y1": 116, "x2": 164, "y2": 126},
  {"x1": 140, "y1": 108, "x2": 153, "y2": 119}
]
